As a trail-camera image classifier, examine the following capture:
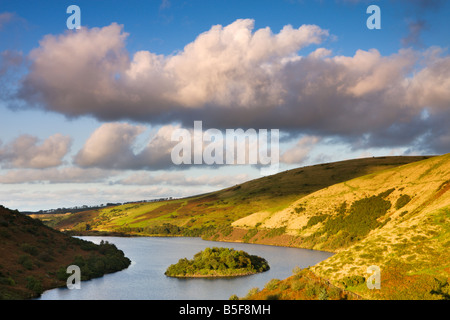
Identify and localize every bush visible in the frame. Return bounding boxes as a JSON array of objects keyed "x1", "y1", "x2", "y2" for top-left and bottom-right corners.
[
  {"x1": 291, "y1": 280, "x2": 306, "y2": 291},
  {"x1": 26, "y1": 276, "x2": 42, "y2": 295},
  {"x1": 318, "y1": 288, "x2": 329, "y2": 300},
  {"x1": 306, "y1": 215, "x2": 329, "y2": 228},
  {"x1": 264, "y1": 279, "x2": 280, "y2": 290},
  {"x1": 245, "y1": 287, "x2": 260, "y2": 298},
  {"x1": 265, "y1": 227, "x2": 286, "y2": 238},
  {"x1": 304, "y1": 283, "x2": 319, "y2": 298},
  {"x1": 18, "y1": 255, "x2": 33, "y2": 270},
  {"x1": 340, "y1": 275, "x2": 366, "y2": 288},
  {"x1": 395, "y1": 194, "x2": 411, "y2": 210},
  {"x1": 0, "y1": 276, "x2": 15, "y2": 286},
  {"x1": 20, "y1": 244, "x2": 39, "y2": 256},
  {"x1": 294, "y1": 205, "x2": 306, "y2": 214}
]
